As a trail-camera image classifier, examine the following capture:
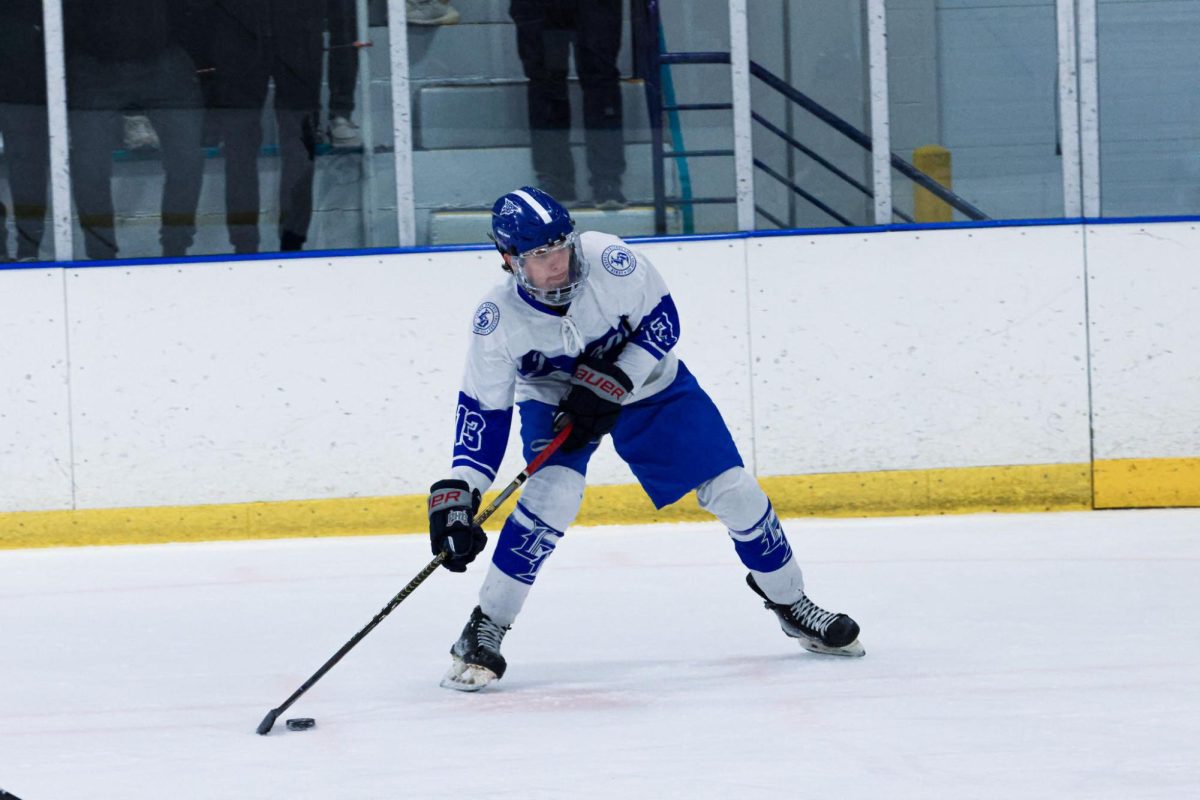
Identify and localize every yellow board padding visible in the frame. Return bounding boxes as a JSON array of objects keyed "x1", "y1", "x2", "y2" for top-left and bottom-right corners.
[
  {"x1": 761, "y1": 461, "x2": 1092, "y2": 518},
  {"x1": 1094, "y1": 457, "x2": 1200, "y2": 508},
  {"x1": 0, "y1": 495, "x2": 429, "y2": 550},
  {"x1": 1, "y1": 460, "x2": 1102, "y2": 550}
]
